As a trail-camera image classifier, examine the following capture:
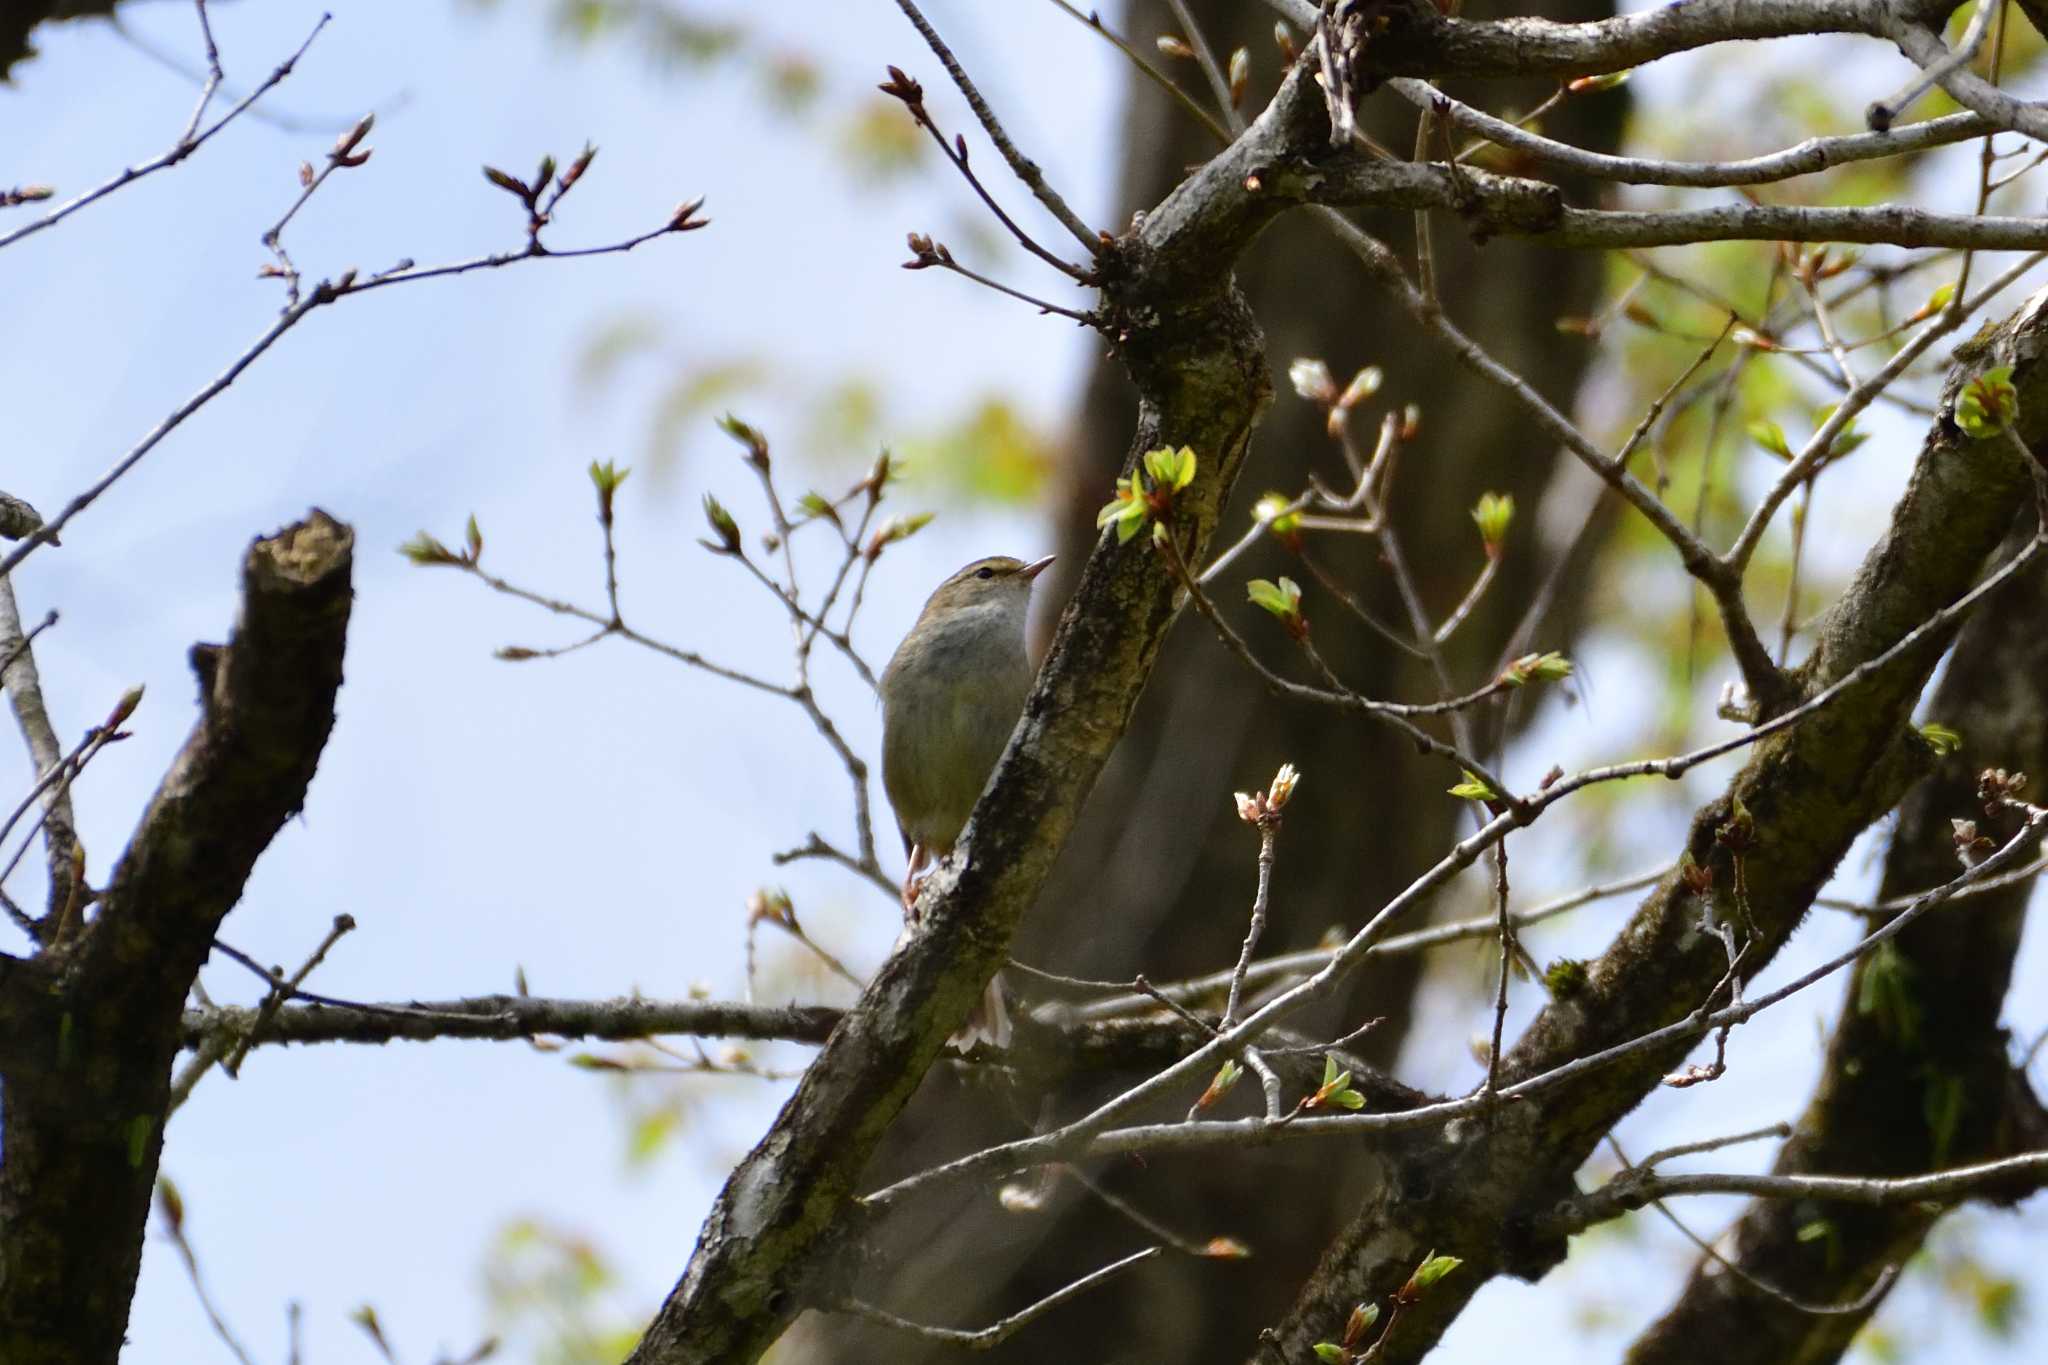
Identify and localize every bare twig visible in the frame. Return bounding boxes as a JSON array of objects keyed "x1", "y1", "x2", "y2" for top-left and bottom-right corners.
[
  {"x1": 220, "y1": 913, "x2": 358, "y2": 1077},
  {"x1": 156, "y1": 1179, "x2": 255, "y2": 1365},
  {"x1": 836, "y1": 1246, "x2": 1160, "y2": 1350},
  {"x1": 890, "y1": 0, "x2": 1101, "y2": 258},
  {"x1": 2, "y1": 211, "x2": 698, "y2": 581},
  {"x1": 0, "y1": 14, "x2": 331, "y2": 254}
]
